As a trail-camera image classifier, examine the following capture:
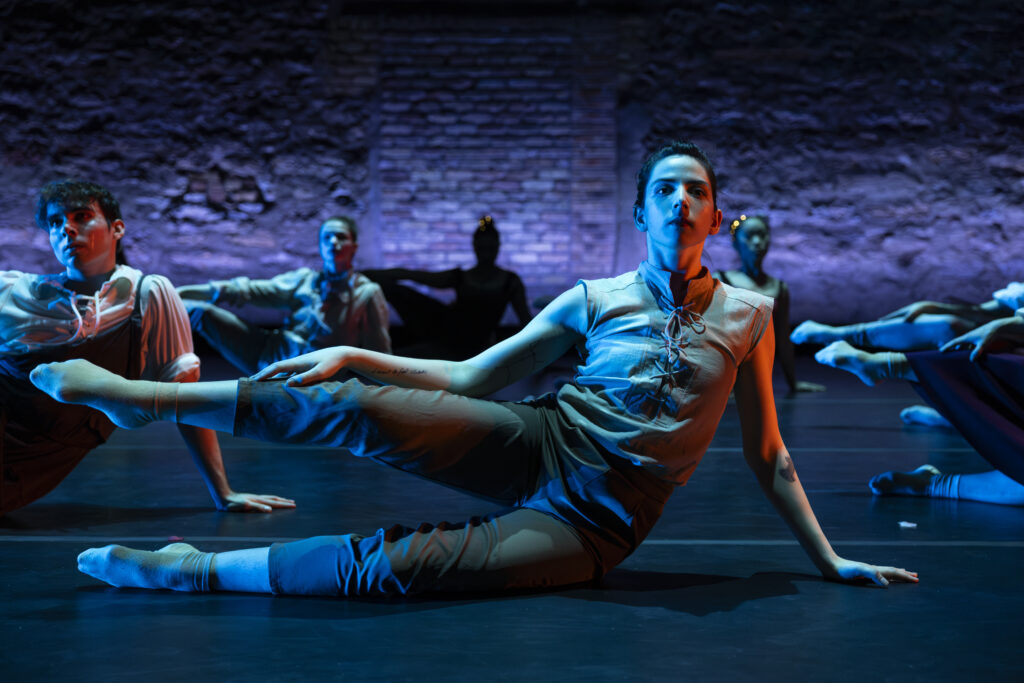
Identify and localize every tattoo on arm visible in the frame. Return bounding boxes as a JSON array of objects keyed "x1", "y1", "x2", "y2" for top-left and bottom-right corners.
[
  {"x1": 779, "y1": 455, "x2": 797, "y2": 482},
  {"x1": 501, "y1": 343, "x2": 541, "y2": 386},
  {"x1": 381, "y1": 368, "x2": 427, "y2": 376}
]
